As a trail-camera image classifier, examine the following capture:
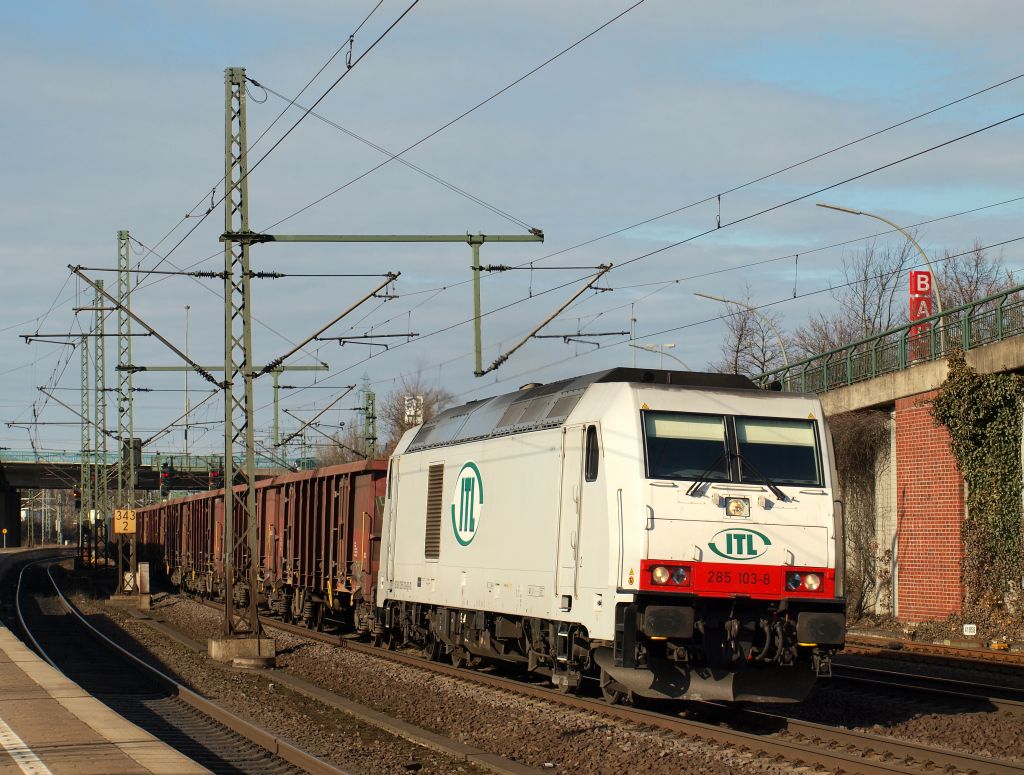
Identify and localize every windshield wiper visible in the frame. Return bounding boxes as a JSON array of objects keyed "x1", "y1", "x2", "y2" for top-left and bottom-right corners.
[
  {"x1": 685, "y1": 449, "x2": 729, "y2": 496},
  {"x1": 735, "y1": 453, "x2": 787, "y2": 502}
]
